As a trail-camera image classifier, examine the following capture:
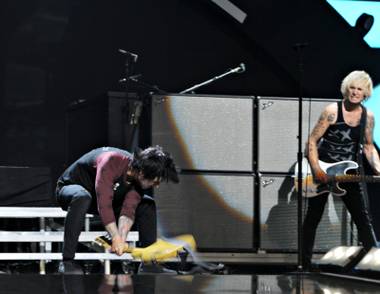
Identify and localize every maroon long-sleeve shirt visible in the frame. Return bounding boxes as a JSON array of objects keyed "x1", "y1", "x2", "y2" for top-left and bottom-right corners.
[{"x1": 57, "y1": 147, "x2": 142, "y2": 226}]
